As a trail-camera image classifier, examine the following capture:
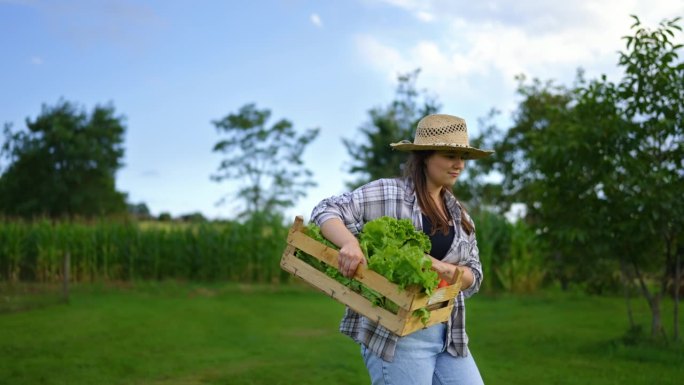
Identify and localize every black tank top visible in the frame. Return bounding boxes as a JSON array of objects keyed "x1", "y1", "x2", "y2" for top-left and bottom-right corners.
[{"x1": 421, "y1": 213, "x2": 455, "y2": 260}]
